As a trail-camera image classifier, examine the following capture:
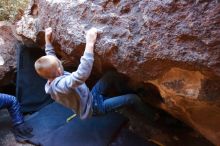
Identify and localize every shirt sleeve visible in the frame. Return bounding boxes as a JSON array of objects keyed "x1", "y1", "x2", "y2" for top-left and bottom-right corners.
[
  {"x1": 55, "y1": 52, "x2": 94, "y2": 91},
  {"x1": 45, "y1": 43, "x2": 57, "y2": 57}
]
